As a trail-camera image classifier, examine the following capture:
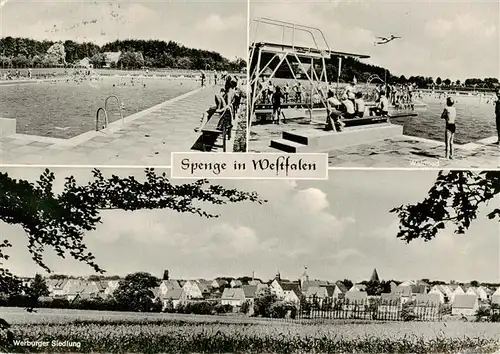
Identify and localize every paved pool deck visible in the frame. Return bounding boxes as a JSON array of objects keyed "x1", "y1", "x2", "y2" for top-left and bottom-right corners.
[
  {"x1": 0, "y1": 85, "x2": 223, "y2": 166},
  {"x1": 249, "y1": 122, "x2": 500, "y2": 169}
]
